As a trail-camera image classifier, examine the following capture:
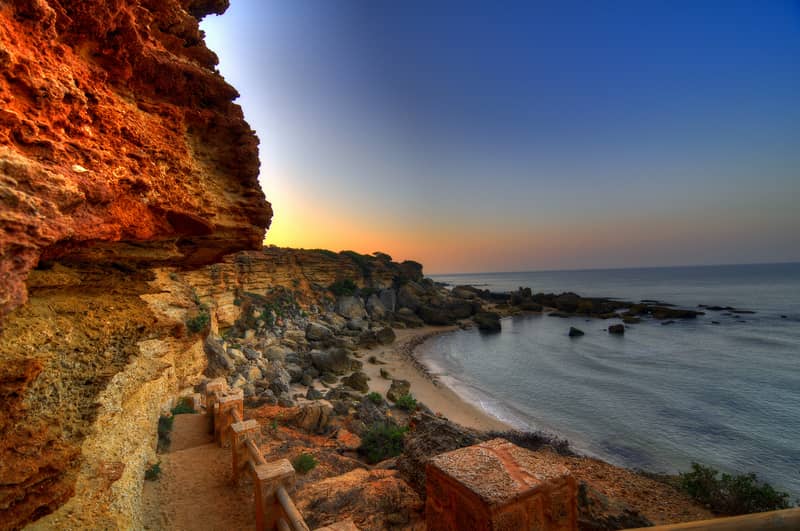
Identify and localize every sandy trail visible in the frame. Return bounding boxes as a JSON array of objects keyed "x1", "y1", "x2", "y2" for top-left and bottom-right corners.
[{"x1": 141, "y1": 414, "x2": 255, "y2": 530}]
